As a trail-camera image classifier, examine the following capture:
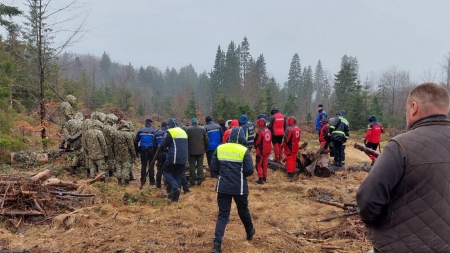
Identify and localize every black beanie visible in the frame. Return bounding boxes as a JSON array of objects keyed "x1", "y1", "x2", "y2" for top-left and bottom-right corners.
[{"x1": 205, "y1": 116, "x2": 212, "y2": 123}]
